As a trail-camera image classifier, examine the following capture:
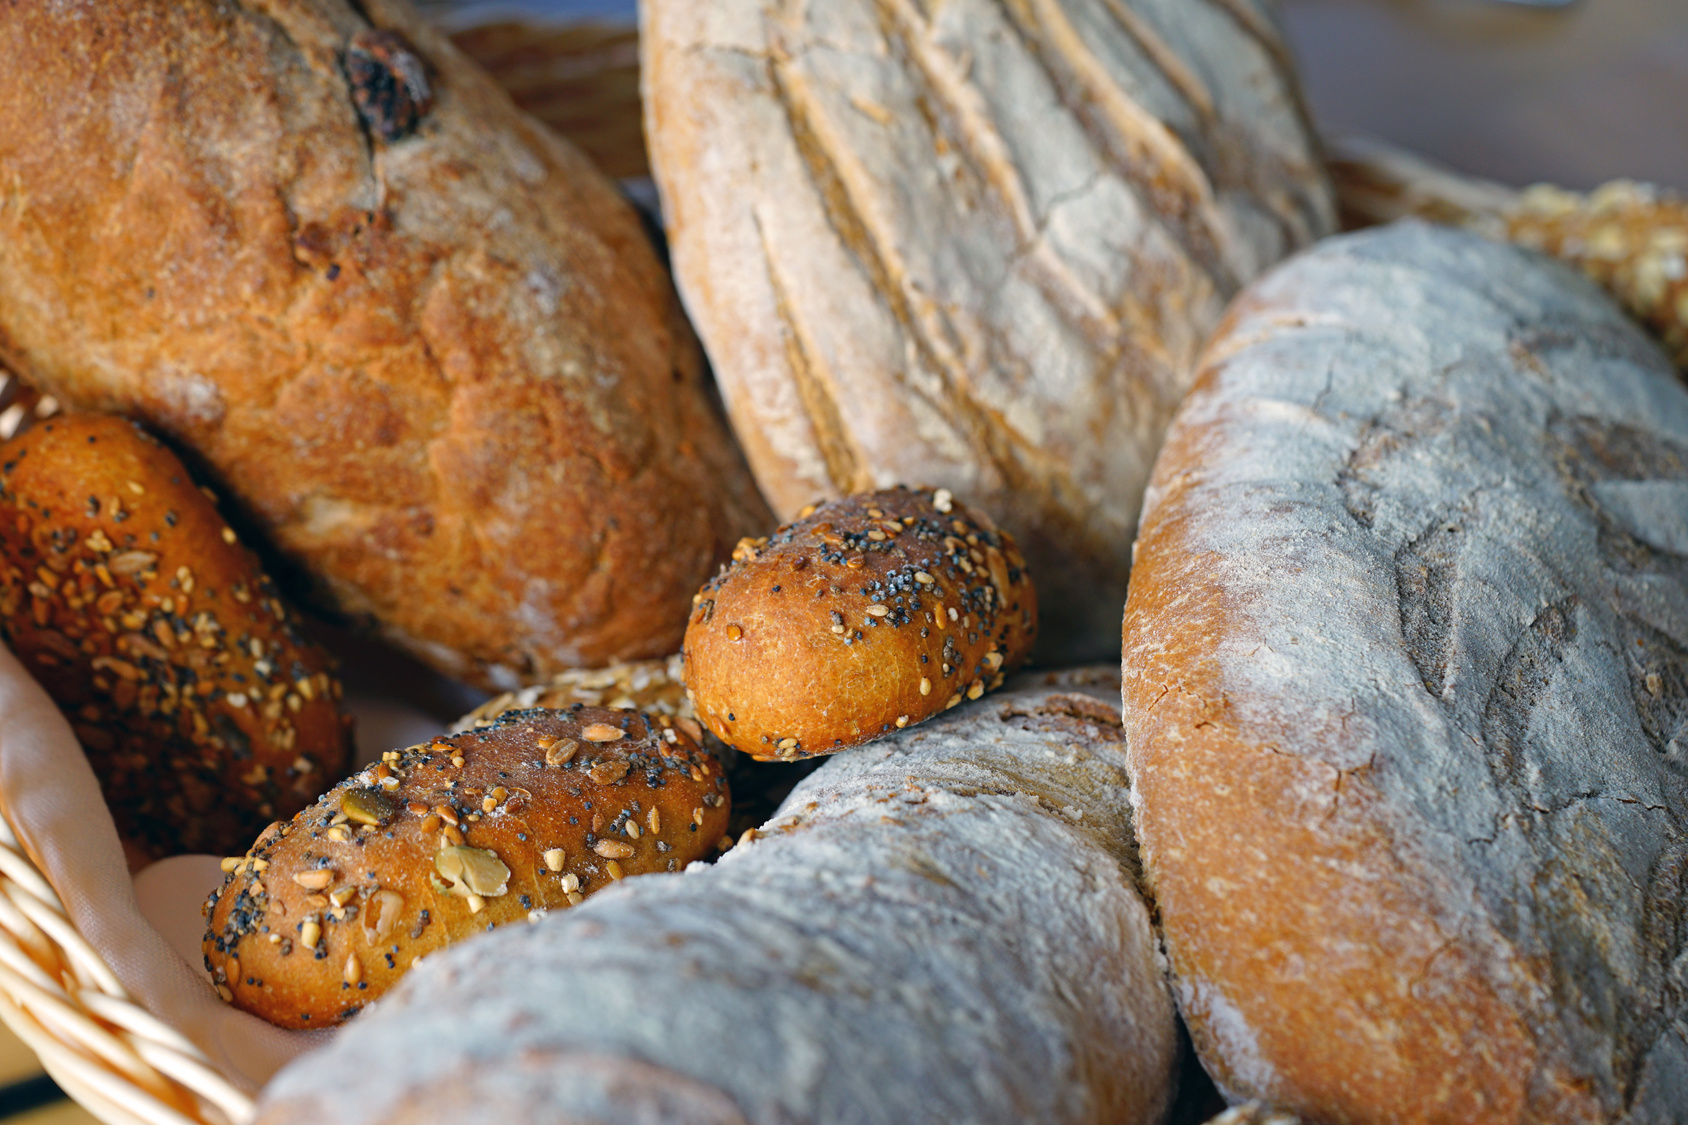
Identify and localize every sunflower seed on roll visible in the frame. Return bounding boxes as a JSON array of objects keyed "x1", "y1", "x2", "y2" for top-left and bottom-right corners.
[
  {"x1": 204, "y1": 706, "x2": 730, "y2": 1029},
  {"x1": 683, "y1": 487, "x2": 1035, "y2": 759}
]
